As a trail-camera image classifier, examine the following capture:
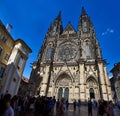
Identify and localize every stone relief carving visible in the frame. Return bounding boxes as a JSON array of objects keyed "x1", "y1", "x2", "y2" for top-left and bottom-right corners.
[{"x1": 57, "y1": 78, "x2": 71, "y2": 86}]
